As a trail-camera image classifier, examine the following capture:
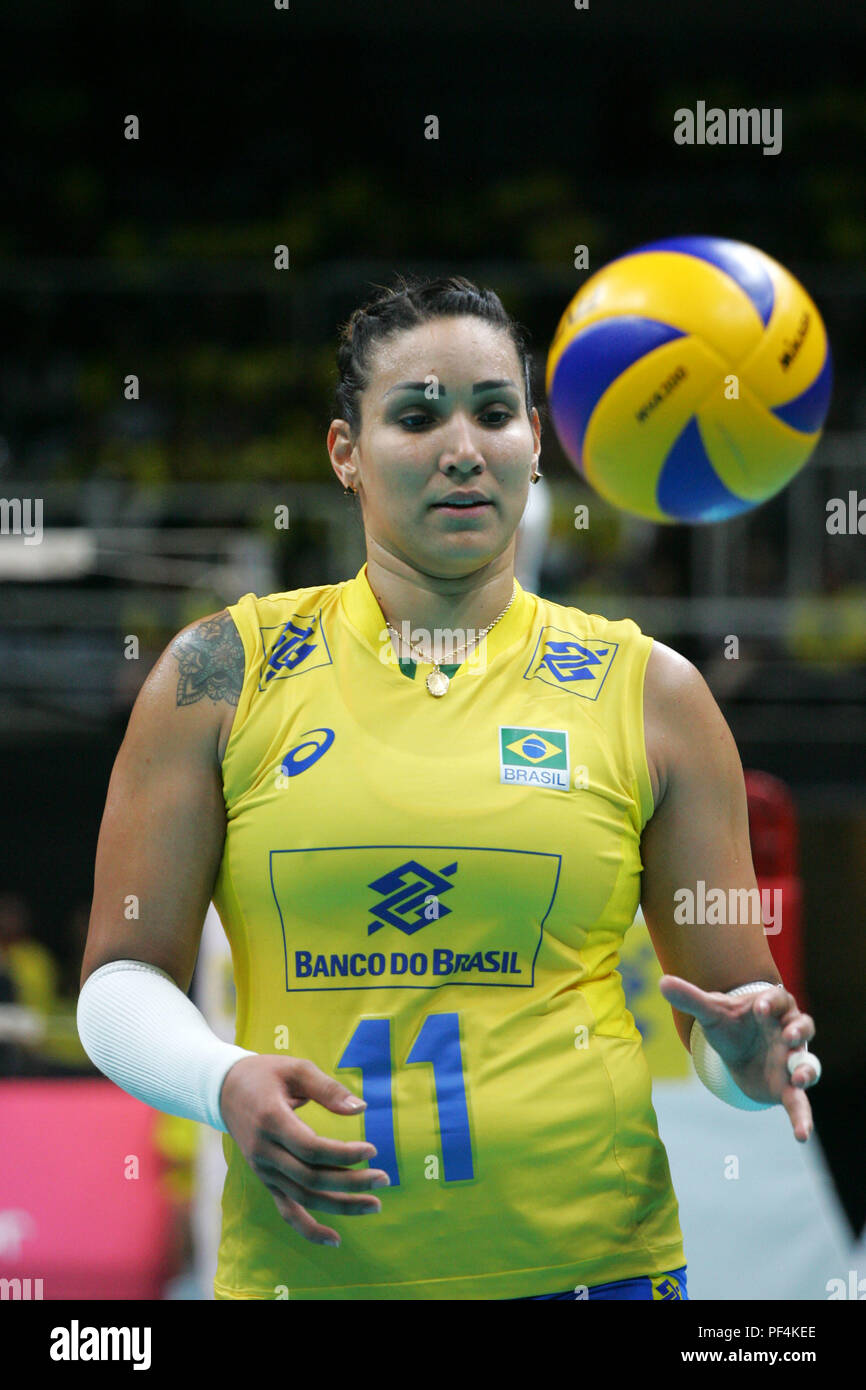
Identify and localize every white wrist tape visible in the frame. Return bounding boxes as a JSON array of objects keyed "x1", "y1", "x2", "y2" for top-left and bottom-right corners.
[
  {"x1": 690, "y1": 980, "x2": 780, "y2": 1111},
  {"x1": 77, "y1": 958, "x2": 257, "y2": 1132}
]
